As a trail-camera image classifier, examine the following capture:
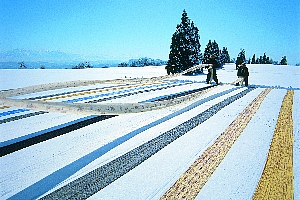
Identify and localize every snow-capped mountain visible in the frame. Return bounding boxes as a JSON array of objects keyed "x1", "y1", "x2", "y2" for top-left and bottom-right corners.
[
  {"x1": 0, "y1": 49, "x2": 123, "y2": 69},
  {"x1": 0, "y1": 49, "x2": 88, "y2": 62}
]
